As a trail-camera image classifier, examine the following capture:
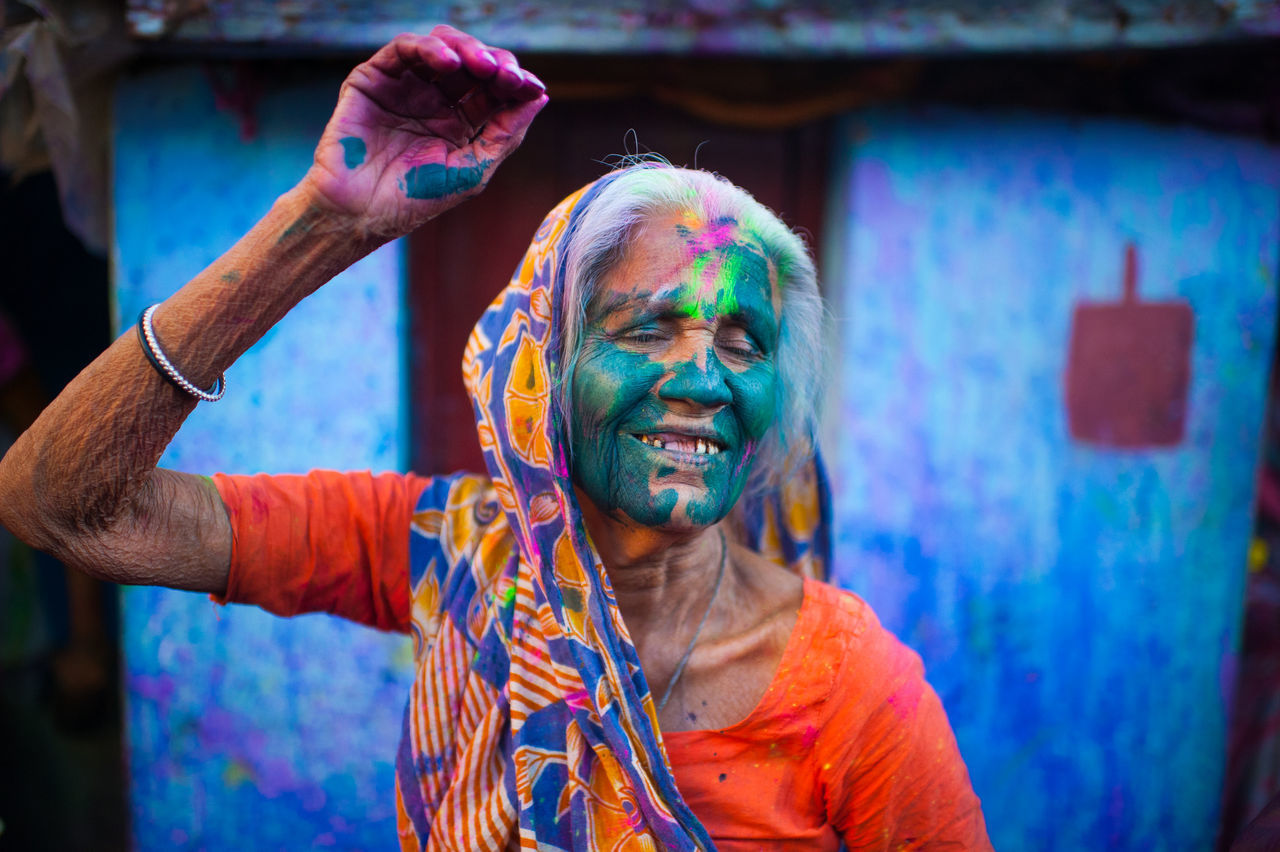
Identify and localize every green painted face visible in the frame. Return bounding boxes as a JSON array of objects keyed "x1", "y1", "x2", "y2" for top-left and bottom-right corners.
[{"x1": 569, "y1": 213, "x2": 780, "y2": 530}]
